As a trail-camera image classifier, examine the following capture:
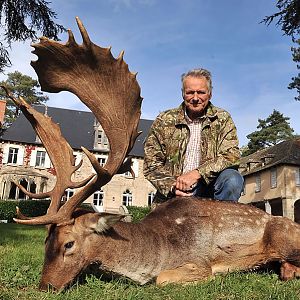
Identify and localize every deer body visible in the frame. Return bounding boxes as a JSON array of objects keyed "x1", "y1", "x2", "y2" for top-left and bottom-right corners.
[{"x1": 39, "y1": 198, "x2": 300, "y2": 289}]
